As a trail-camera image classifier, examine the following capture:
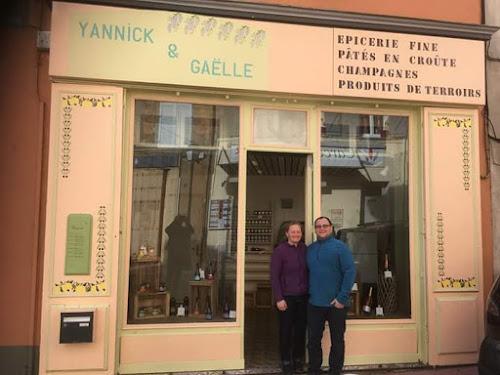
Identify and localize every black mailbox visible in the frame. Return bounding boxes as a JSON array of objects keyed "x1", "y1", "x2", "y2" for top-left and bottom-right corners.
[{"x1": 60, "y1": 311, "x2": 94, "y2": 343}]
